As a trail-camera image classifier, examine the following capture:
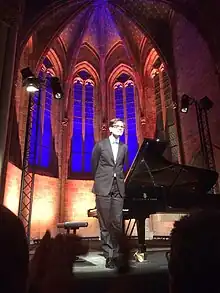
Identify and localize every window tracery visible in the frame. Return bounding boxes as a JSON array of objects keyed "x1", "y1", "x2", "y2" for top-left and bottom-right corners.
[
  {"x1": 150, "y1": 60, "x2": 179, "y2": 162},
  {"x1": 70, "y1": 73, "x2": 95, "y2": 176},
  {"x1": 29, "y1": 59, "x2": 58, "y2": 176},
  {"x1": 113, "y1": 76, "x2": 139, "y2": 167}
]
